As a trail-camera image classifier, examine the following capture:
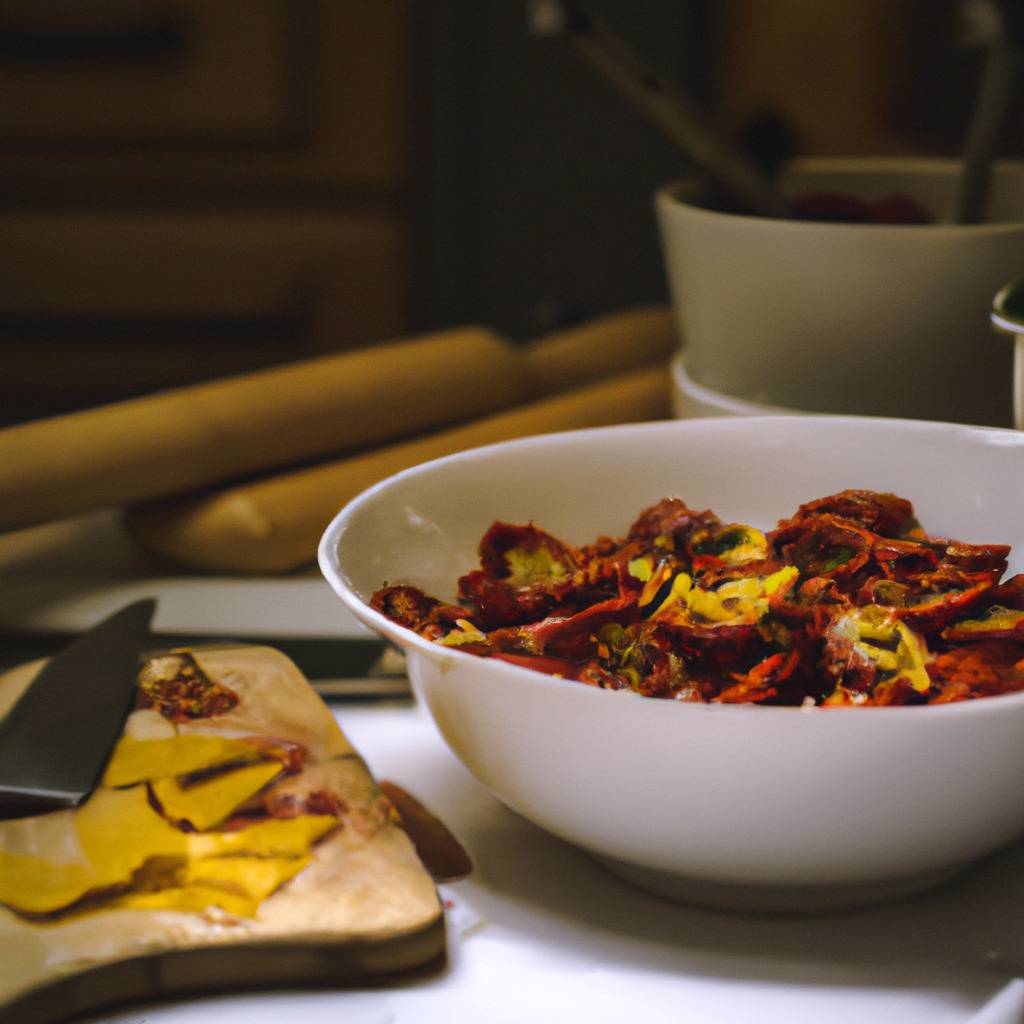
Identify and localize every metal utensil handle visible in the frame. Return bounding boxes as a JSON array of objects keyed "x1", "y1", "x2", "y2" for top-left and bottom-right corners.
[{"x1": 529, "y1": 0, "x2": 792, "y2": 219}]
